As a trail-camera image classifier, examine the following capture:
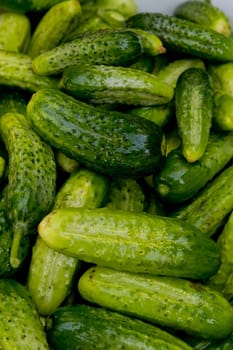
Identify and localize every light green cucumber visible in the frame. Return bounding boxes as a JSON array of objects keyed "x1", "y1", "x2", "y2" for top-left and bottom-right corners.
[
  {"x1": 213, "y1": 94, "x2": 233, "y2": 131},
  {"x1": 0, "y1": 51, "x2": 58, "y2": 92},
  {"x1": 27, "y1": 168, "x2": 109, "y2": 315},
  {"x1": 128, "y1": 103, "x2": 173, "y2": 128},
  {"x1": 38, "y1": 207, "x2": 220, "y2": 280},
  {"x1": 59, "y1": 64, "x2": 174, "y2": 106},
  {"x1": 78, "y1": 266, "x2": 233, "y2": 339},
  {"x1": 0, "y1": 112, "x2": 56, "y2": 268},
  {"x1": 56, "y1": 150, "x2": 79, "y2": 173},
  {"x1": 175, "y1": 67, "x2": 213, "y2": 162},
  {"x1": 28, "y1": 0, "x2": 82, "y2": 57},
  {"x1": 0, "y1": 278, "x2": 49, "y2": 349},
  {"x1": 208, "y1": 63, "x2": 233, "y2": 96},
  {"x1": 47, "y1": 304, "x2": 193, "y2": 350},
  {"x1": 0, "y1": 12, "x2": 31, "y2": 52}
]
